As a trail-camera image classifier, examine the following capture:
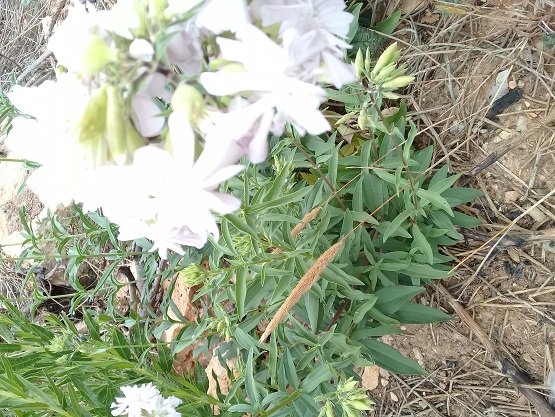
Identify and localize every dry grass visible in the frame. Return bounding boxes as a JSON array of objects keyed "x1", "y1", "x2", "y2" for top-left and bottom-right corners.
[
  {"x1": 0, "y1": 0, "x2": 59, "y2": 90},
  {"x1": 365, "y1": 0, "x2": 555, "y2": 416}
]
